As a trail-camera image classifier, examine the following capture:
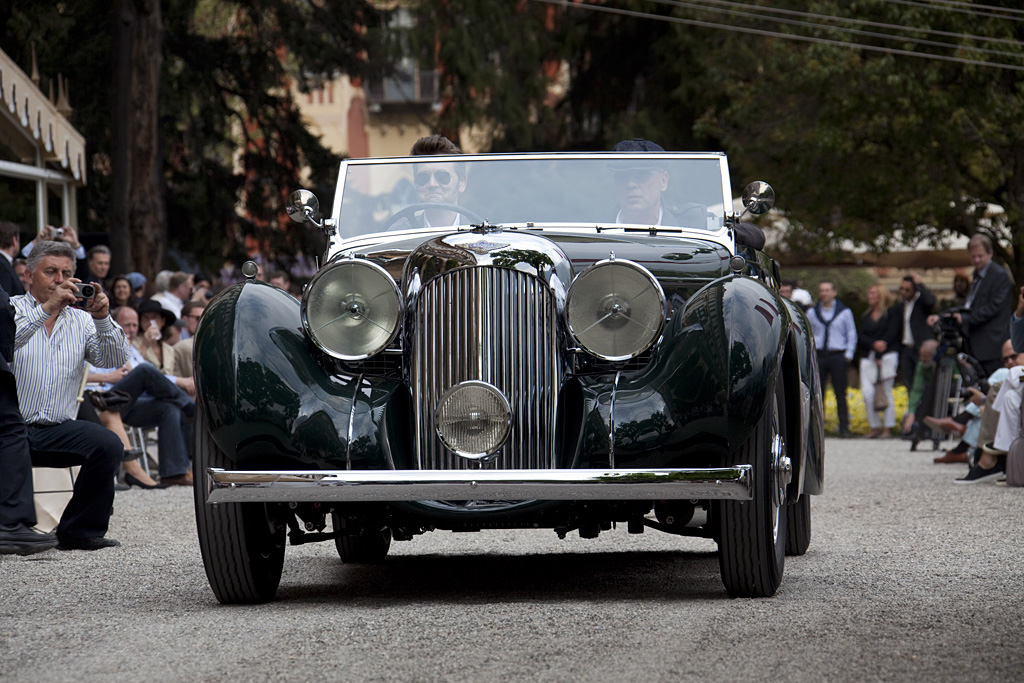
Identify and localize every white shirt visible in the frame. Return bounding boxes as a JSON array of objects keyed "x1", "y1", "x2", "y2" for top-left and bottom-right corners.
[
  {"x1": 12, "y1": 293, "x2": 130, "y2": 424},
  {"x1": 902, "y1": 292, "x2": 920, "y2": 346},
  {"x1": 149, "y1": 291, "x2": 184, "y2": 319}
]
